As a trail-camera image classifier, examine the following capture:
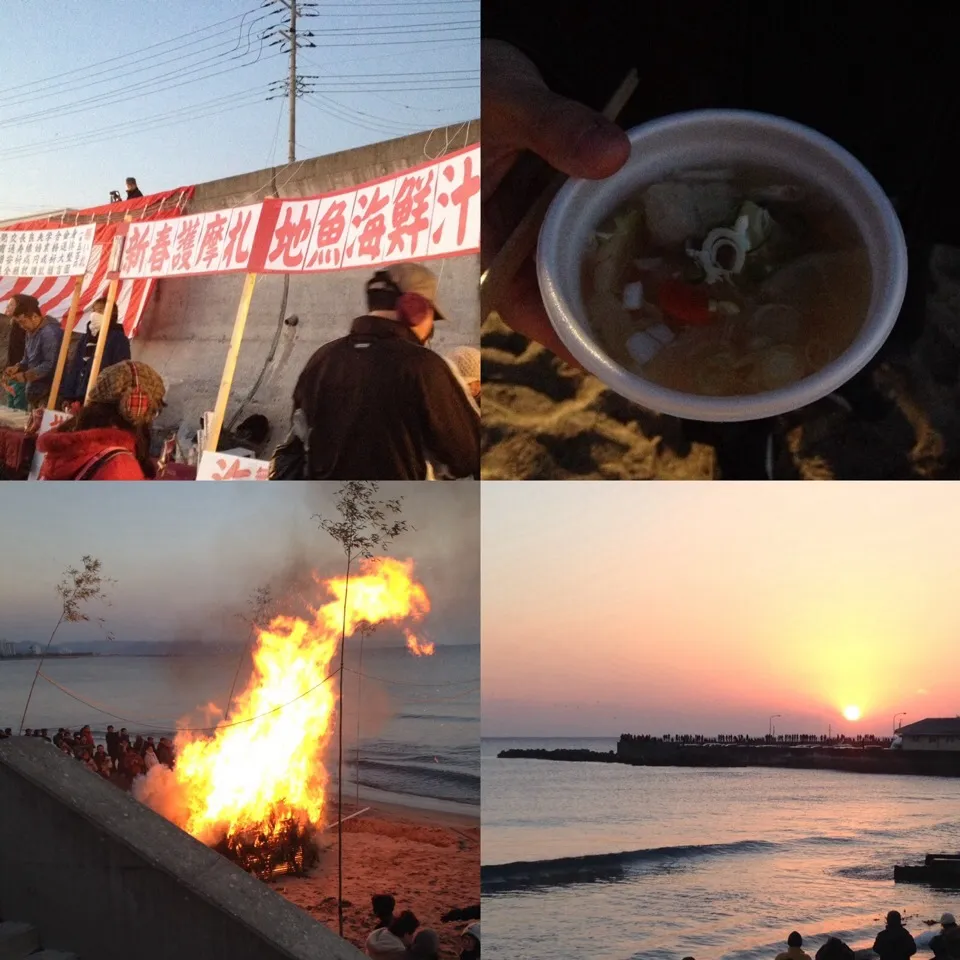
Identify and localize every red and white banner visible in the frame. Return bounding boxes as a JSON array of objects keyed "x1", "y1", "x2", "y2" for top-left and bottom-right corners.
[
  {"x1": 0, "y1": 143, "x2": 478, "y2": 316},
  {"x1": 252, "y1": 144, "x2": 480, "y2": 275},
  {"x1": 0, "y1": 224, "x2": 96, "y2": 278},
  {"x1": 120, "y1": 203, "x2": 263, "y2": 280},
  {"x1": 0, "y1": 188, "x2": 194, "y2": 337},
  {"x1": 115, "y1": 143, "x2": 479, "y2": 280}
]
